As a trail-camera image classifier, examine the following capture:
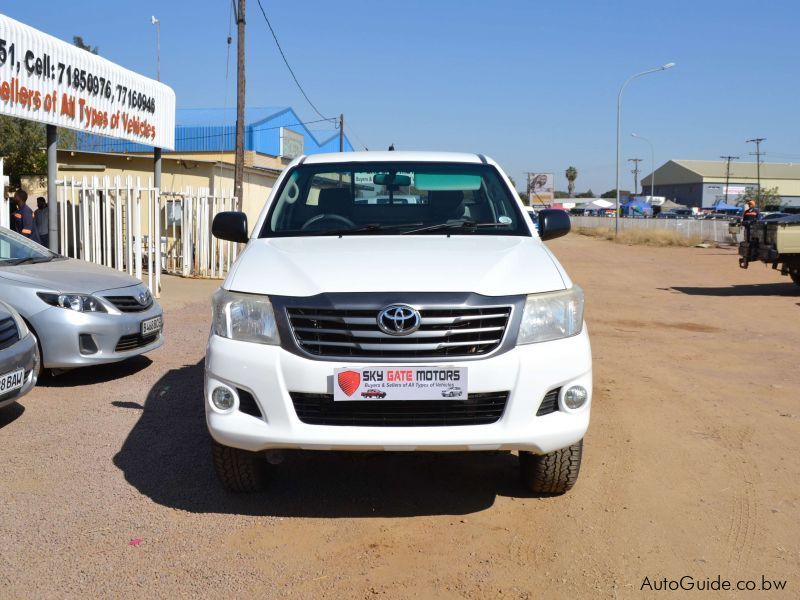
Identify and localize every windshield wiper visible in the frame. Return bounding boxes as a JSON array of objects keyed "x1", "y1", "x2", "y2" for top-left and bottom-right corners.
[
  {"x1": 401, "y1": 220, "x2": 512, "y2": 235},
  {"x1": 322, "y1": 223, "x2": 425, "y2": 236}
]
